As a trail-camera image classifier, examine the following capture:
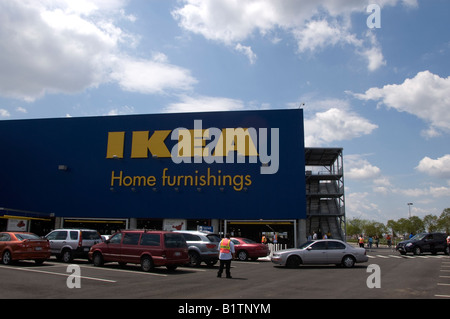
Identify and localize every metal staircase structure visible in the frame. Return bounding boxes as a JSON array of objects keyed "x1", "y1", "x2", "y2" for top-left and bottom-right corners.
[{"x1": 305, "y1": 148, "x2": 345, "y2": 241}]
